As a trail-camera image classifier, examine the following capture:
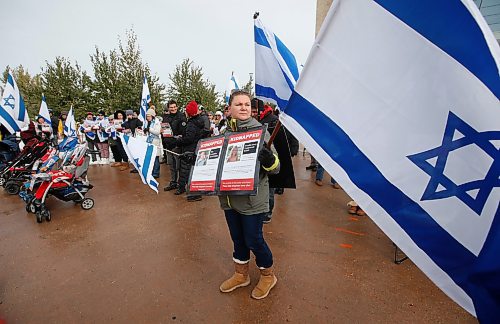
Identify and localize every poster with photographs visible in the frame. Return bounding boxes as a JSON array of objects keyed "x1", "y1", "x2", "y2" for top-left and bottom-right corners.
[
  {"x1": 188, "y1": 136, "x2": 225, "y2": 194},
  {"x1": 218, "y1": 127, "x2": 265, "y2": 195},
  {"x1": 187, "y1": 126, "x2": 266, "y2": 196},
  {"x1": 161, "y1": 122, "x2": 173, "y2": 137}
]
